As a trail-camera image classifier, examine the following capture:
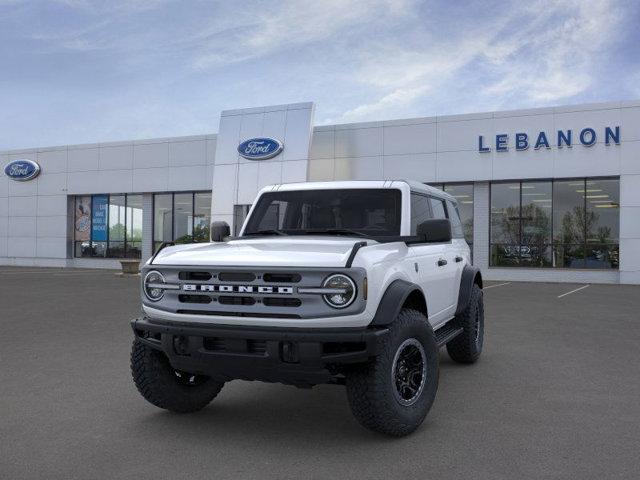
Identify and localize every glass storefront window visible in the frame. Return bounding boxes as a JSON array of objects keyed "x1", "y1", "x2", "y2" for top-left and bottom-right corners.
[
  {"x1": 153, "y1": 192, "x2": 212, "y2": 251},
  {"x1": 126, "y1": 195, "x2": 143, "y2": 258},
  {"x1": 520, "y1": 181, "x2": 552, "y2": 267},
  {"x1": 153, "y1": 194, "x2": 172, "y2": 252},
  {"x1": 553, "y1": 180, "x2": 586, "y2": 268},
  {"x1": 490, "y1": 182, "x2": 520, "y2": 266},
  {"x1": 491, "y1": 178, "x2": 619, "y2": 269},
  {"x1": 73, "y1": 193, "x2": 143, "y2": 259},
  {"x1": 173, "y1": 193, "x2": 194, "y2": 244},
  {"x1": 108, "y1": 195, "x2": 126, "y2": 257},
  {"x1": 443, "y1": 183, "x2": 474, "y2": 247},
  {"x1": 194, "y1": 192, "x2": 212, "y2": 242},
  {"x1": 585, "y1": 178, "x2": 619, "y2": 269},
  {"x1": 74, "y1": 196, "x2": 92, "y2": 257}
]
